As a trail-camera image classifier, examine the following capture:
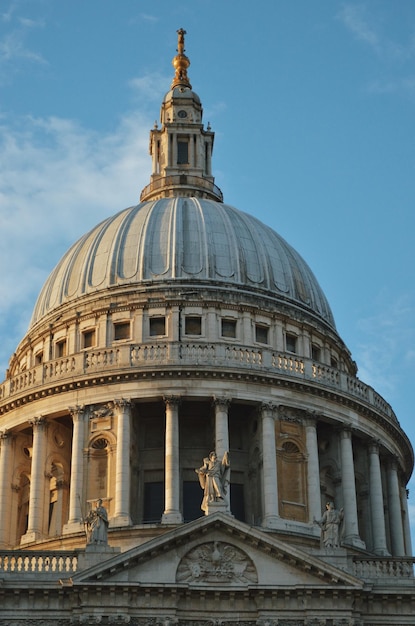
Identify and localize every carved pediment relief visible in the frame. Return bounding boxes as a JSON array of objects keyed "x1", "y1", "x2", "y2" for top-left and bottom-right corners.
[
  {"x1": 176, "y1": 541, "x2": 257, "y2": 584},
  {"x1": 74, "y1": 513, "x2": 362, "y2": 589}
]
